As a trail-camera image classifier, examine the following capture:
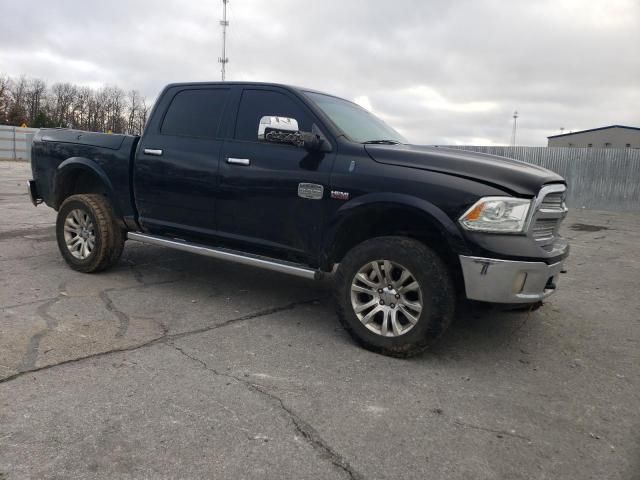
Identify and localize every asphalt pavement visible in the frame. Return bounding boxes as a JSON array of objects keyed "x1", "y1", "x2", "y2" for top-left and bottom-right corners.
[{"x1": 1, "y1": 161, "x2": 638, "y2": 479}]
